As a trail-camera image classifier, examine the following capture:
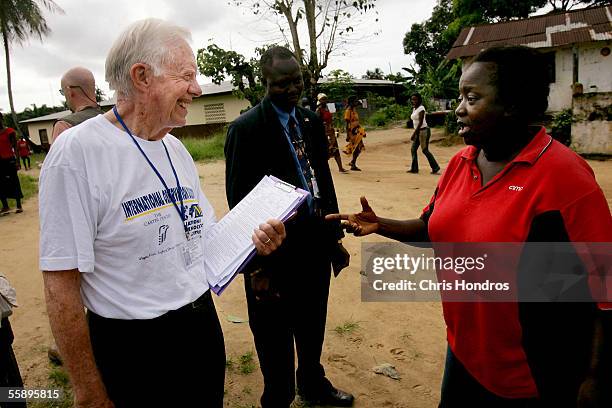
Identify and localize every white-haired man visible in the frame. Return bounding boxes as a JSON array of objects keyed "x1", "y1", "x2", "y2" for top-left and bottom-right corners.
[{"x1": 39, "y1": 19, "x2": 286, "y2": 408}]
